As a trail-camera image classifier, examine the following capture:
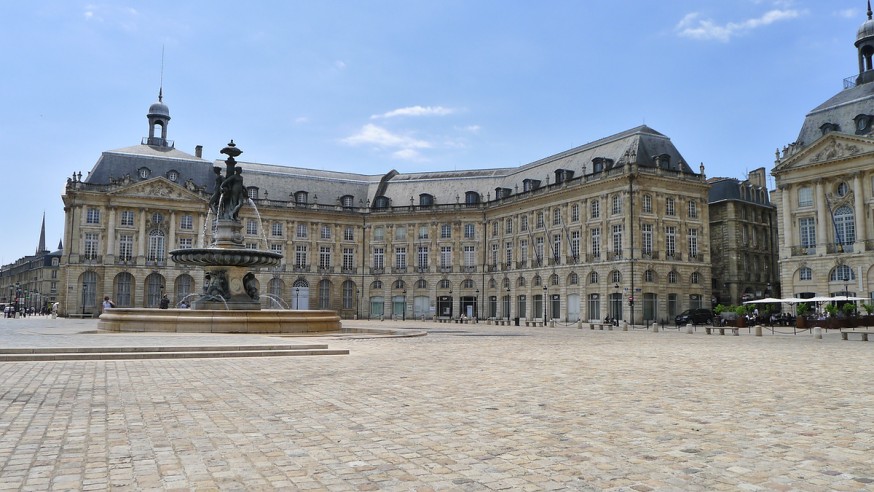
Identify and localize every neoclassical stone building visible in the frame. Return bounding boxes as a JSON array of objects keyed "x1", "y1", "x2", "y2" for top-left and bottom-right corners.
[
  {"x1": 60, "y1": 93, "x2": 712, "y2": 323},
  {"x1": 707, "y1": 168, "x2": 779, "y2": 306},
  {"x1": 771, "y1": 8, "x2": 874, "y2": 302}
]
